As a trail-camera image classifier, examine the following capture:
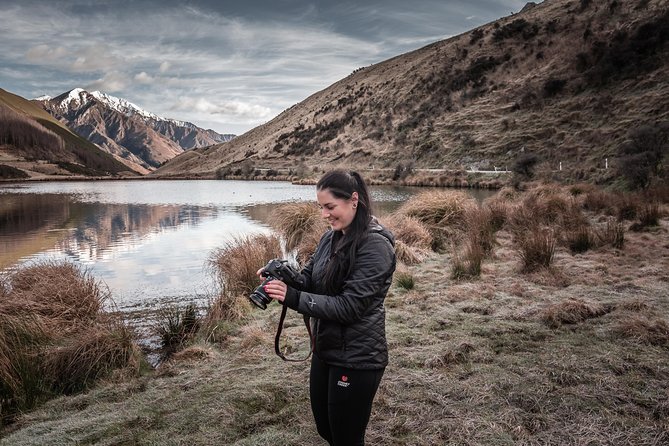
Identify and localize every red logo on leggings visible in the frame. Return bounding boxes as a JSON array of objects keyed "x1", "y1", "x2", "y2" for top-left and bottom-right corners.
[{"x1": 337, "y1": 375, "x2": 350, "y2": 387}]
